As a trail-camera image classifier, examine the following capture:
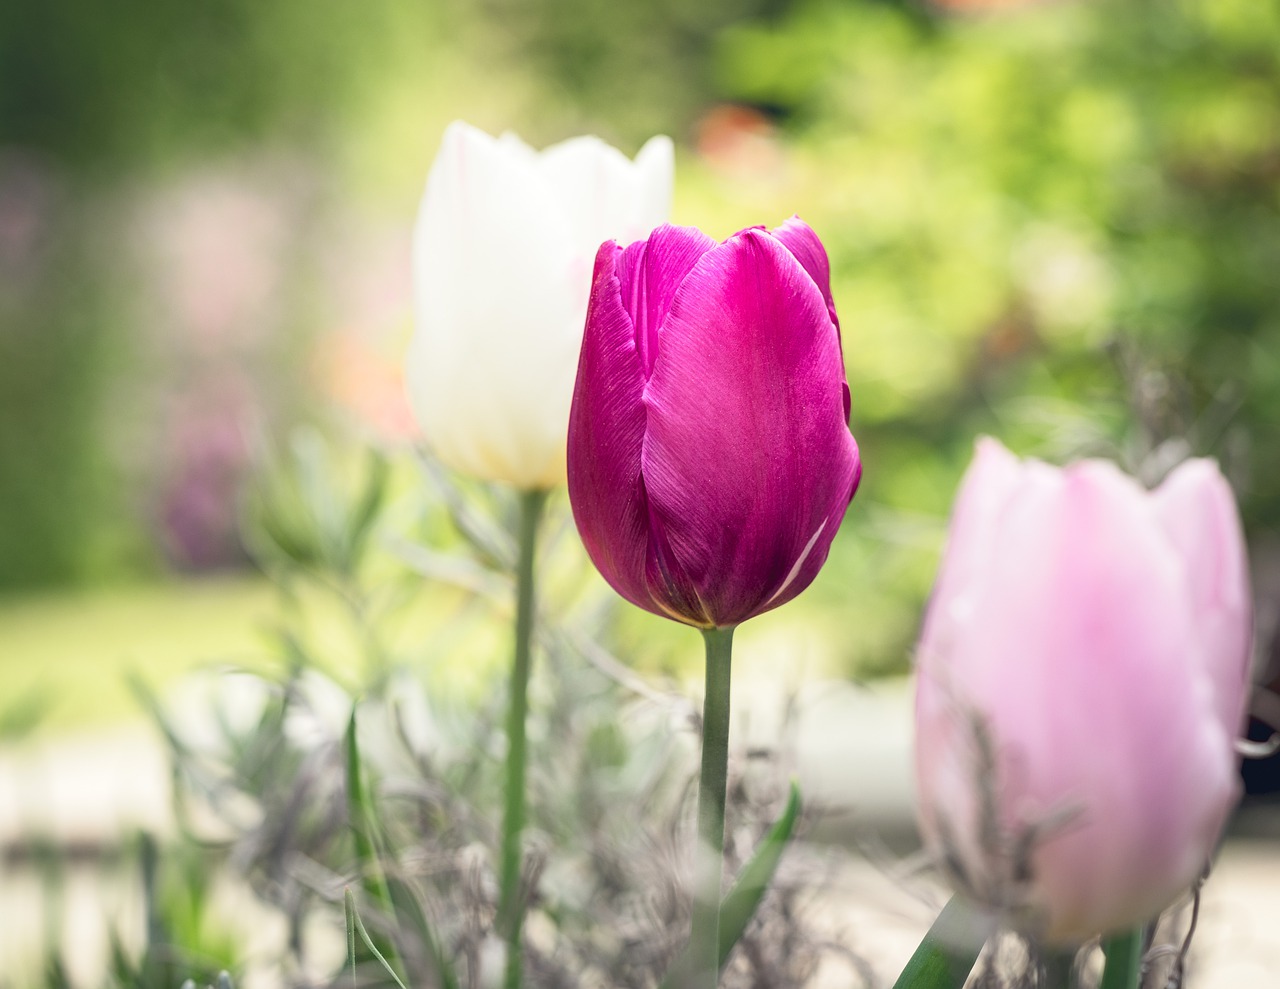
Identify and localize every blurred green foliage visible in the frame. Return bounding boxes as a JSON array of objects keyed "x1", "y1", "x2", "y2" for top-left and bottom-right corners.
[
  {"x1": 702, "y1": 0, "x2": 1280, "y2": 669},
  {"x1": 0, "y1": 0, "x2": 441, "y2": 173},
  {"x1": 713, "y1": 0, "x2": 1279, "y2": 488},
  {"x1": 2, "y1": 0, "x2": 1278, "y2": 680},
  {"x1": 0, "y1": 0, "x2": 443, "y2": 588}
]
